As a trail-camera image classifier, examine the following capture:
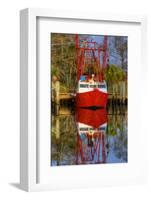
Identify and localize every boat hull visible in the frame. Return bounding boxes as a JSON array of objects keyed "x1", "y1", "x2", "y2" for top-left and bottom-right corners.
[
  {"x1": 76, "y1": 89, "x2": 108, "y2": 108},
  {"x1": 76, "y1": 108, "x2": 108, "y2": 128}
]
